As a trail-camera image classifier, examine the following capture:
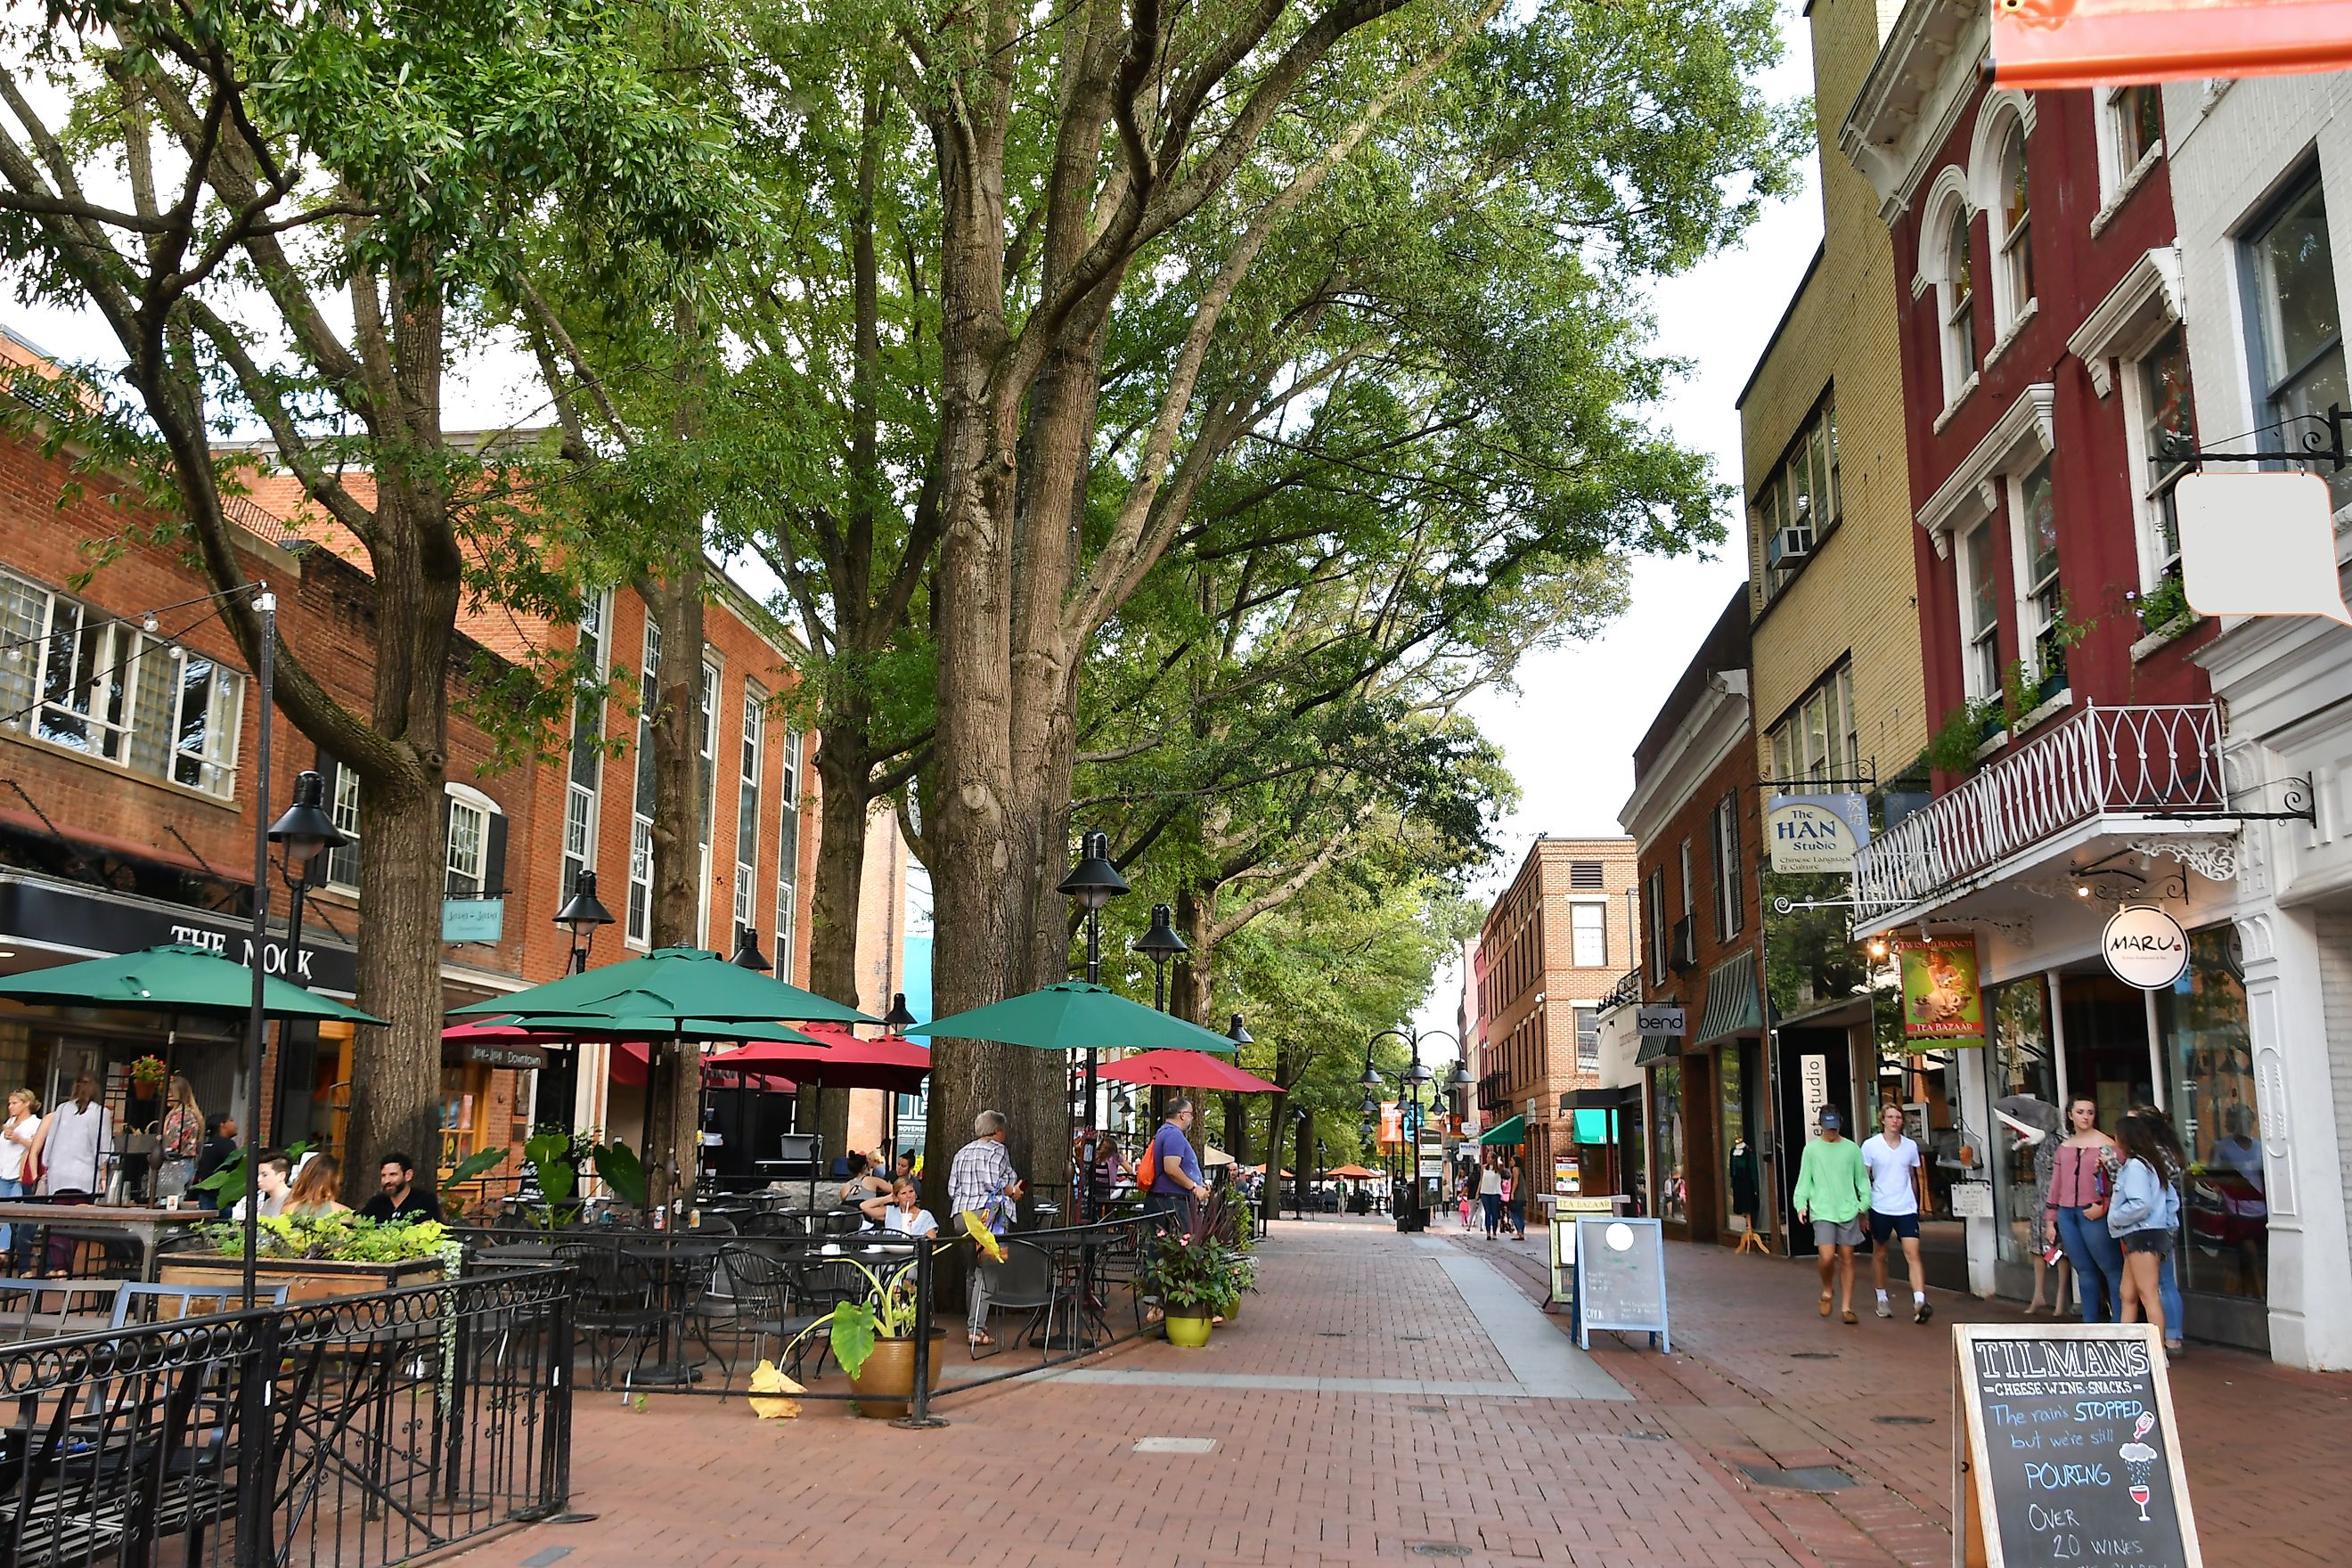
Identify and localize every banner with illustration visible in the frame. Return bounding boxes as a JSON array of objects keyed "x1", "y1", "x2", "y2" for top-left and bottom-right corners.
[
  {"x1": 1897, "y1": 936, "x2": 1987, "y2": 1043},
  {"x1": 1990, "y1": 0, "x2": 2352, "y2": 89}
]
